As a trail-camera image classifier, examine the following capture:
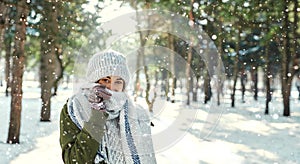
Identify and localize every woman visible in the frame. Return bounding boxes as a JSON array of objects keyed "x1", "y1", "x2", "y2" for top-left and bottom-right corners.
[{"x1": 59, "y1": 50, "x2": 156, "y2": 164}]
